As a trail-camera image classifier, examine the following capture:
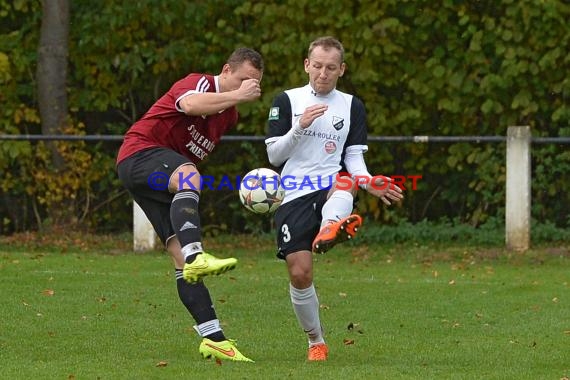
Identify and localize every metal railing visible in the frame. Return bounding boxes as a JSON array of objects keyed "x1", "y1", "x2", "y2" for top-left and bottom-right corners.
[{"x1": 2, "y1": 134, "x2": 570, "y2": 144}]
